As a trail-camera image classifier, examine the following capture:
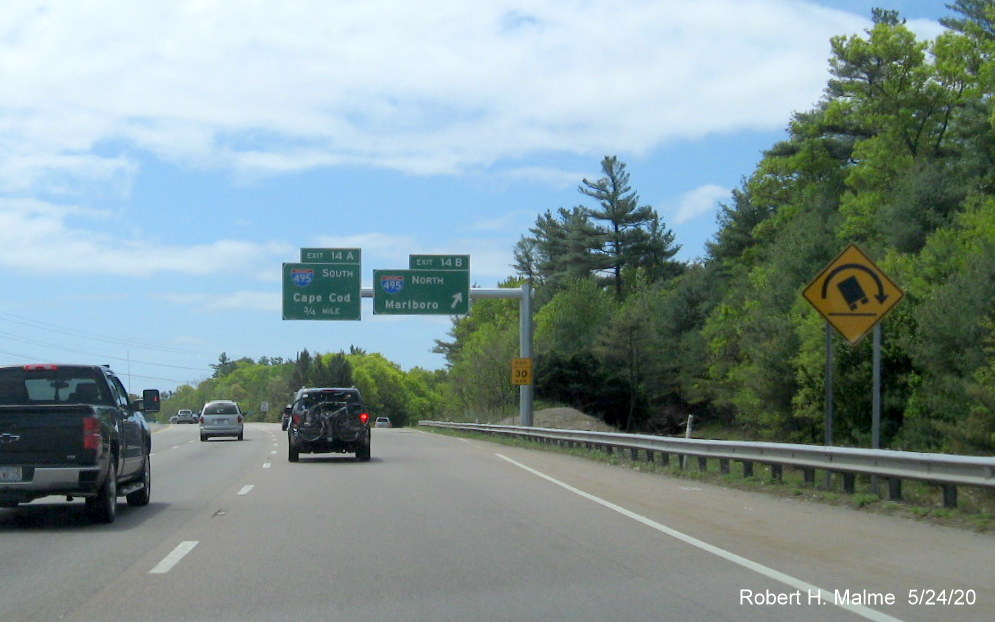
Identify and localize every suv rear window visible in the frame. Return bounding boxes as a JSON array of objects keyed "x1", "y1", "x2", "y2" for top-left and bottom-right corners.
[{"x1": 203, "y1": 403, "x2": 239, "y2": 415}]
